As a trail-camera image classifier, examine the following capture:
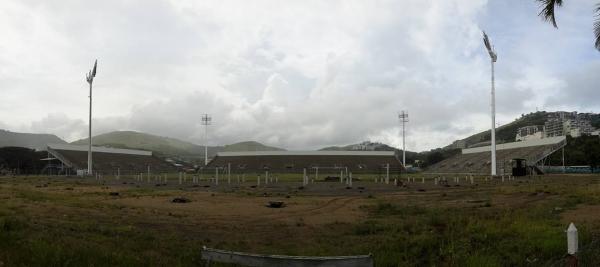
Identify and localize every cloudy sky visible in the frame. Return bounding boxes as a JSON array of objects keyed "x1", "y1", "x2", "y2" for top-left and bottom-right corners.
[{"x1": 1, "y1": 0, "x2": 599, "y2": 151}]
